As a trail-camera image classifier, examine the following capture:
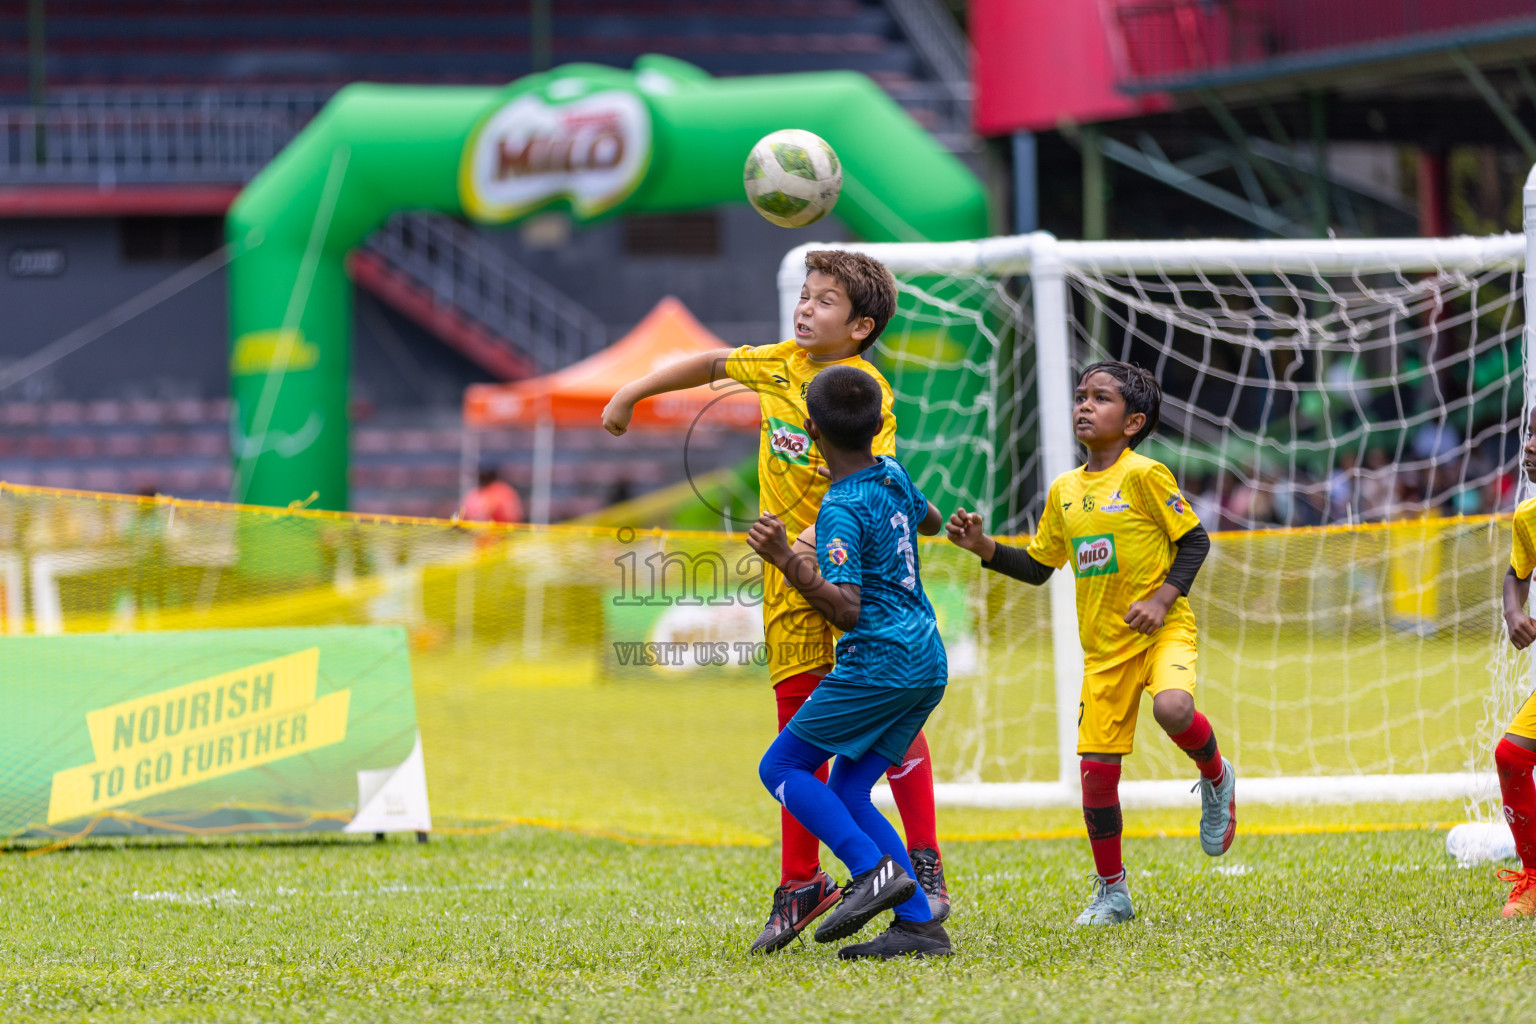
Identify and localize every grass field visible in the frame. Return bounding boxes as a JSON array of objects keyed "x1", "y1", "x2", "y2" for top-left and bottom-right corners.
[
  {"x1": 10, "y1": 502, "x2": 1529, "y2": 1020},
  {"x1": 6, "y1": 821, "x2": 1535, "y2": 1023}
]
